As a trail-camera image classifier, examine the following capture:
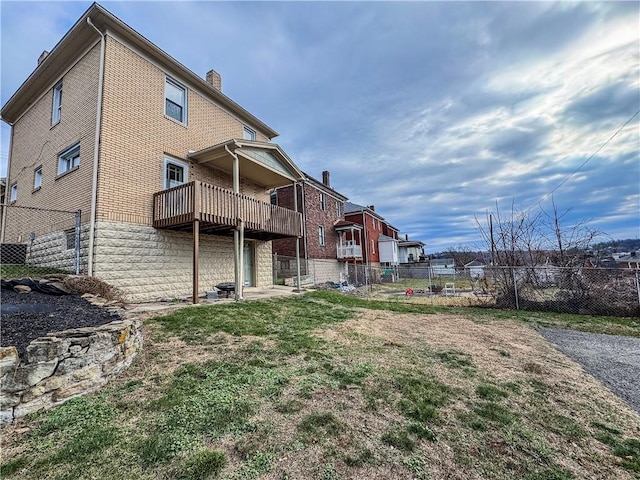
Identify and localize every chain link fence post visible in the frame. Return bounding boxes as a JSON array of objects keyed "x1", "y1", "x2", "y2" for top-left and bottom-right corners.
[
  {"x1": 75, "y1": 210, "x2": 81, "y2": 275},
  {"x1": 512, "y1": 267, "x2": 520, "y2": 310}
]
